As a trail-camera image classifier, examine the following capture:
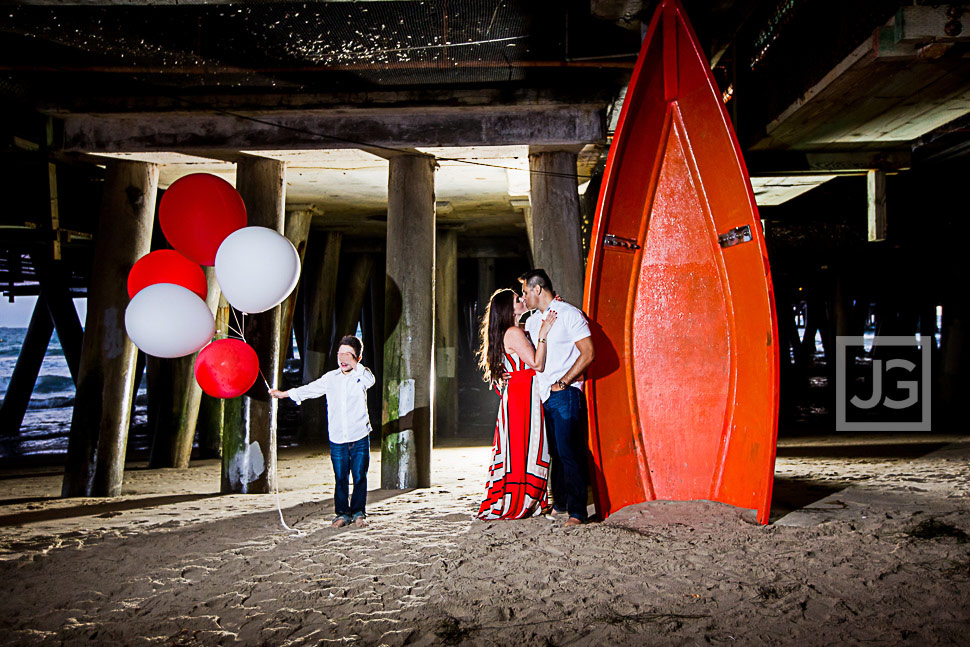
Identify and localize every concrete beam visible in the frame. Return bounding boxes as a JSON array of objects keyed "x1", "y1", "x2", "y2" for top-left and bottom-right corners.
[
  {"x1": 867, "y1": 170, "x2": 887, "y2": 242},
  {"x1": 61, "y1": 106, "x2": 605, "y2": 153}
]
